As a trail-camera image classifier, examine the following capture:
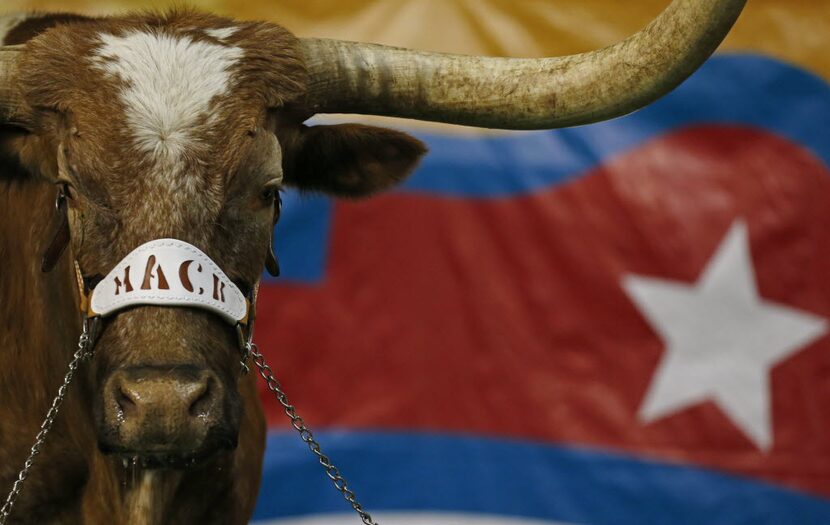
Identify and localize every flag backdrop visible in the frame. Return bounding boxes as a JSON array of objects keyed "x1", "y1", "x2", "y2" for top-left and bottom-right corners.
[{"x1": 6, "y1": 1, "x2": 830, "y2": 523}]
